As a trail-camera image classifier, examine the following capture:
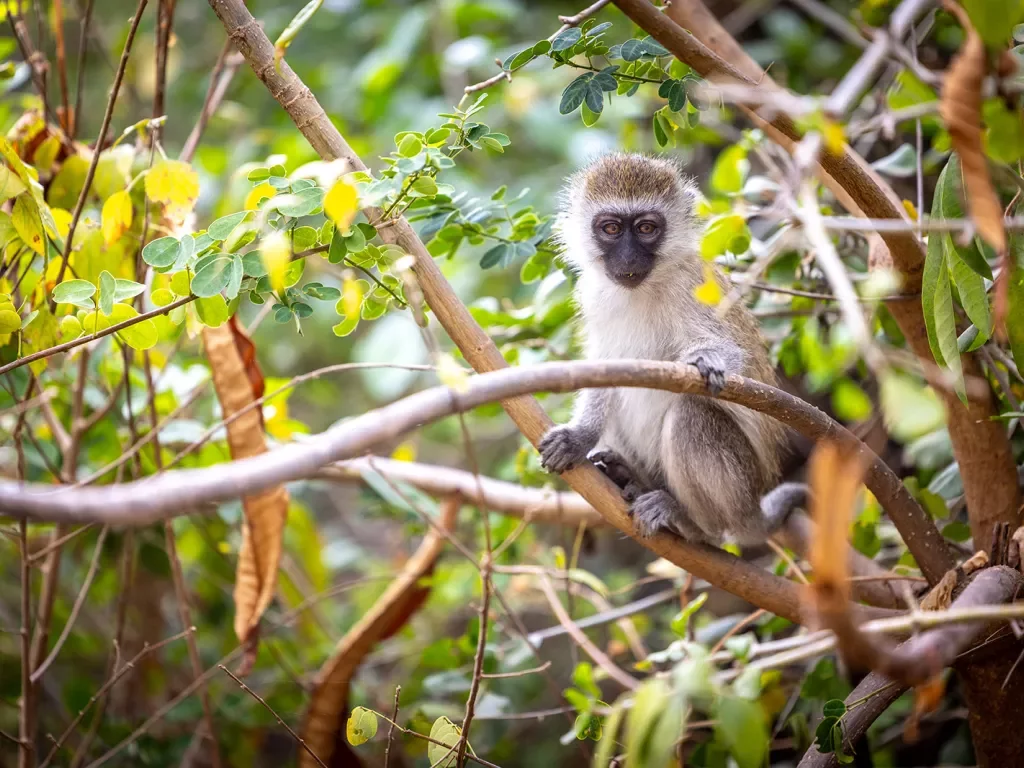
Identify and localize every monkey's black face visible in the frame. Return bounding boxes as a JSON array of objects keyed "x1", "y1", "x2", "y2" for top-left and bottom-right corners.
[{"x1": 591, "y1": 210, "x2": 665, "y2": 288}]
